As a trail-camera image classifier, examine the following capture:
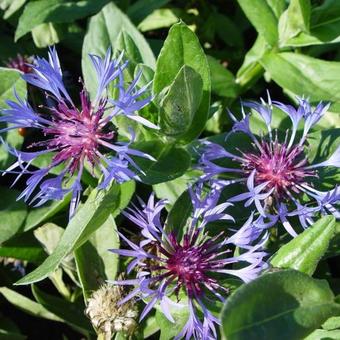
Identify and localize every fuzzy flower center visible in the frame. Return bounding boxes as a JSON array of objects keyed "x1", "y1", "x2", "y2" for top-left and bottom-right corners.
[
  {"x1": 157, "y1": 233, "x2": 220, "y2": 298},
  {"x1": 242, "y1": 140, "x2": 314, "y2": 196},
  {"x1": 166, "y1": 246, "x2": 205, "y2": 282},
  {"x1": 35, "y1": 91, "x2": 117, "y2": 173}
]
